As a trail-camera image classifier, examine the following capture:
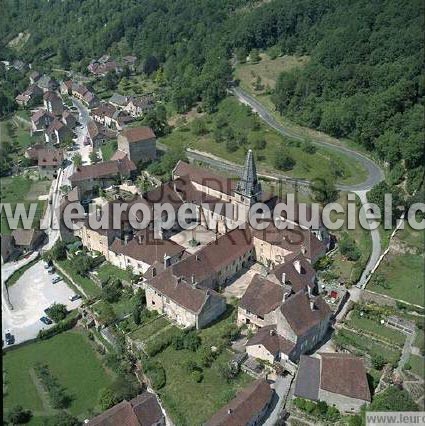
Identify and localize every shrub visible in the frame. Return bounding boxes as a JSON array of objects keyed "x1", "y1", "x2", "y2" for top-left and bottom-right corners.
[
  {"x1": 183, "y1": 331, "x2": 201, "y2": 351},
  {"x1": 302, "y1": 141, "x2": 317, "y2": 154},
  {"x1": 7, "y1": 405, "x2": 32, "y2": 424},
  {"x1": 144, "y1": 362, "x2": 166, "y2": 390},
  {"x1": 38, "y1": 312, "x2": 80, "y2": 340},
  {"x1": 339, "y1": 232, "x2": 361, "y2": 261},
  {"x1": 102, "y1": 280, "x2": 122, "y2": 303},
  {"x1": 191, "y1": 370, "x2": 203, "y2": 383},
  {"x1": 34, "y1": 364, "x2": 71, "y2": 409},
  {"x1": 273, "y1": 148, "x2": 295, "y2": 171},
  {"x1": 45, "y1": 303, "x2": 68, "y2": 323},
  {"x1": 372, "y1": 354, "x2": 386, "y2": 370}
]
